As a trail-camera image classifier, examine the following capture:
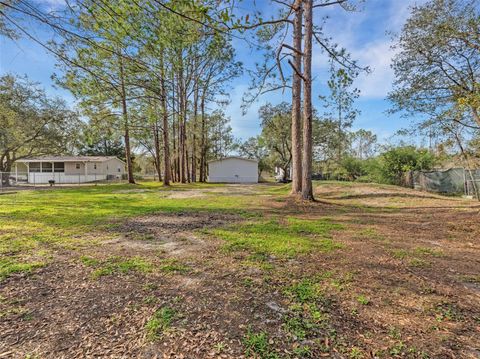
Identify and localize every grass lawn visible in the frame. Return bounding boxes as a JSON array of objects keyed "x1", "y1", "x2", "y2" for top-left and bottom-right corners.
[{"x1": 0, "y1": 181, "x2": 479, "y2": 358}]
